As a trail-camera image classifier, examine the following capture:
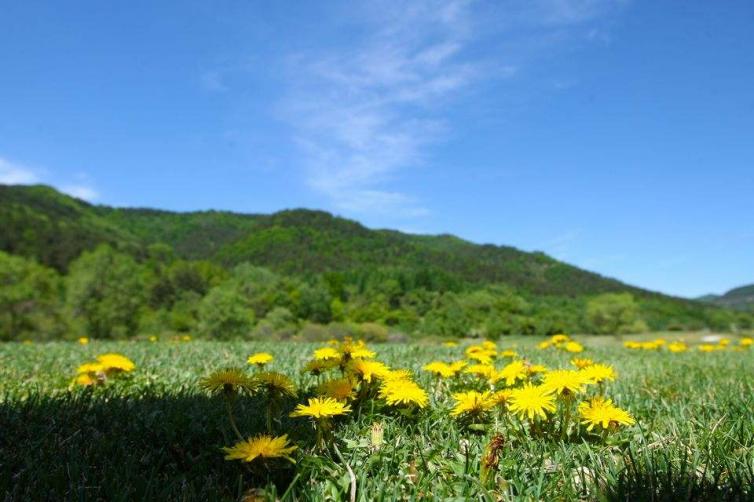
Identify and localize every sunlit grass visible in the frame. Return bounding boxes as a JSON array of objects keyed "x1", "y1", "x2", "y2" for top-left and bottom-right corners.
[{"x1": 0, "y1": 335, "x2": 752, "y2": 501}]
